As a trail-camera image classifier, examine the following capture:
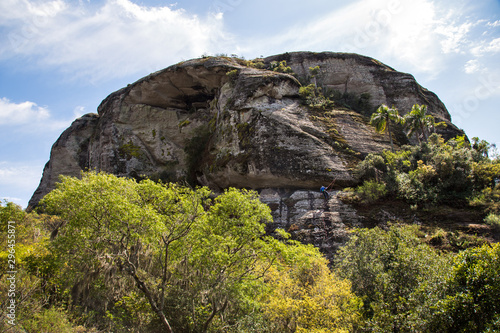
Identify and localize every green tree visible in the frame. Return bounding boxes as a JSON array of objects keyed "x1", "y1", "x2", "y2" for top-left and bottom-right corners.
[
  {"x1": 309, "y1": 65, "x2": 320, "y2": 88},
  {"x1": 0, "y1": 202, "x2": 84, "y2": 332},
  {"x1": 433, "y1": 243, "x2": 500, "y2": 332},
  {"x1": 363, "y1": 134, "x2": 479, "y2": 206},
  {"x1": 40, "y1": 172, "x2": 278, "y2": 333},
  {"x1": 353, "y1": 153, "x2": 387, "y2": 182},
  {"x1": 402, "y1": 104, "x2": 435, "y2": 143},
  {"x1": 262, "y1": 234, "x2": 361, "y2": 333},
  {"x1": 334, "y1": 225, "x2": 452, "y2": 332},
  {"x1": 471, "y1": 136, "x2": 495, "y2": 161},
  {"x1": 370, "y1": 104, "x2": 401, "y2": 152}
]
